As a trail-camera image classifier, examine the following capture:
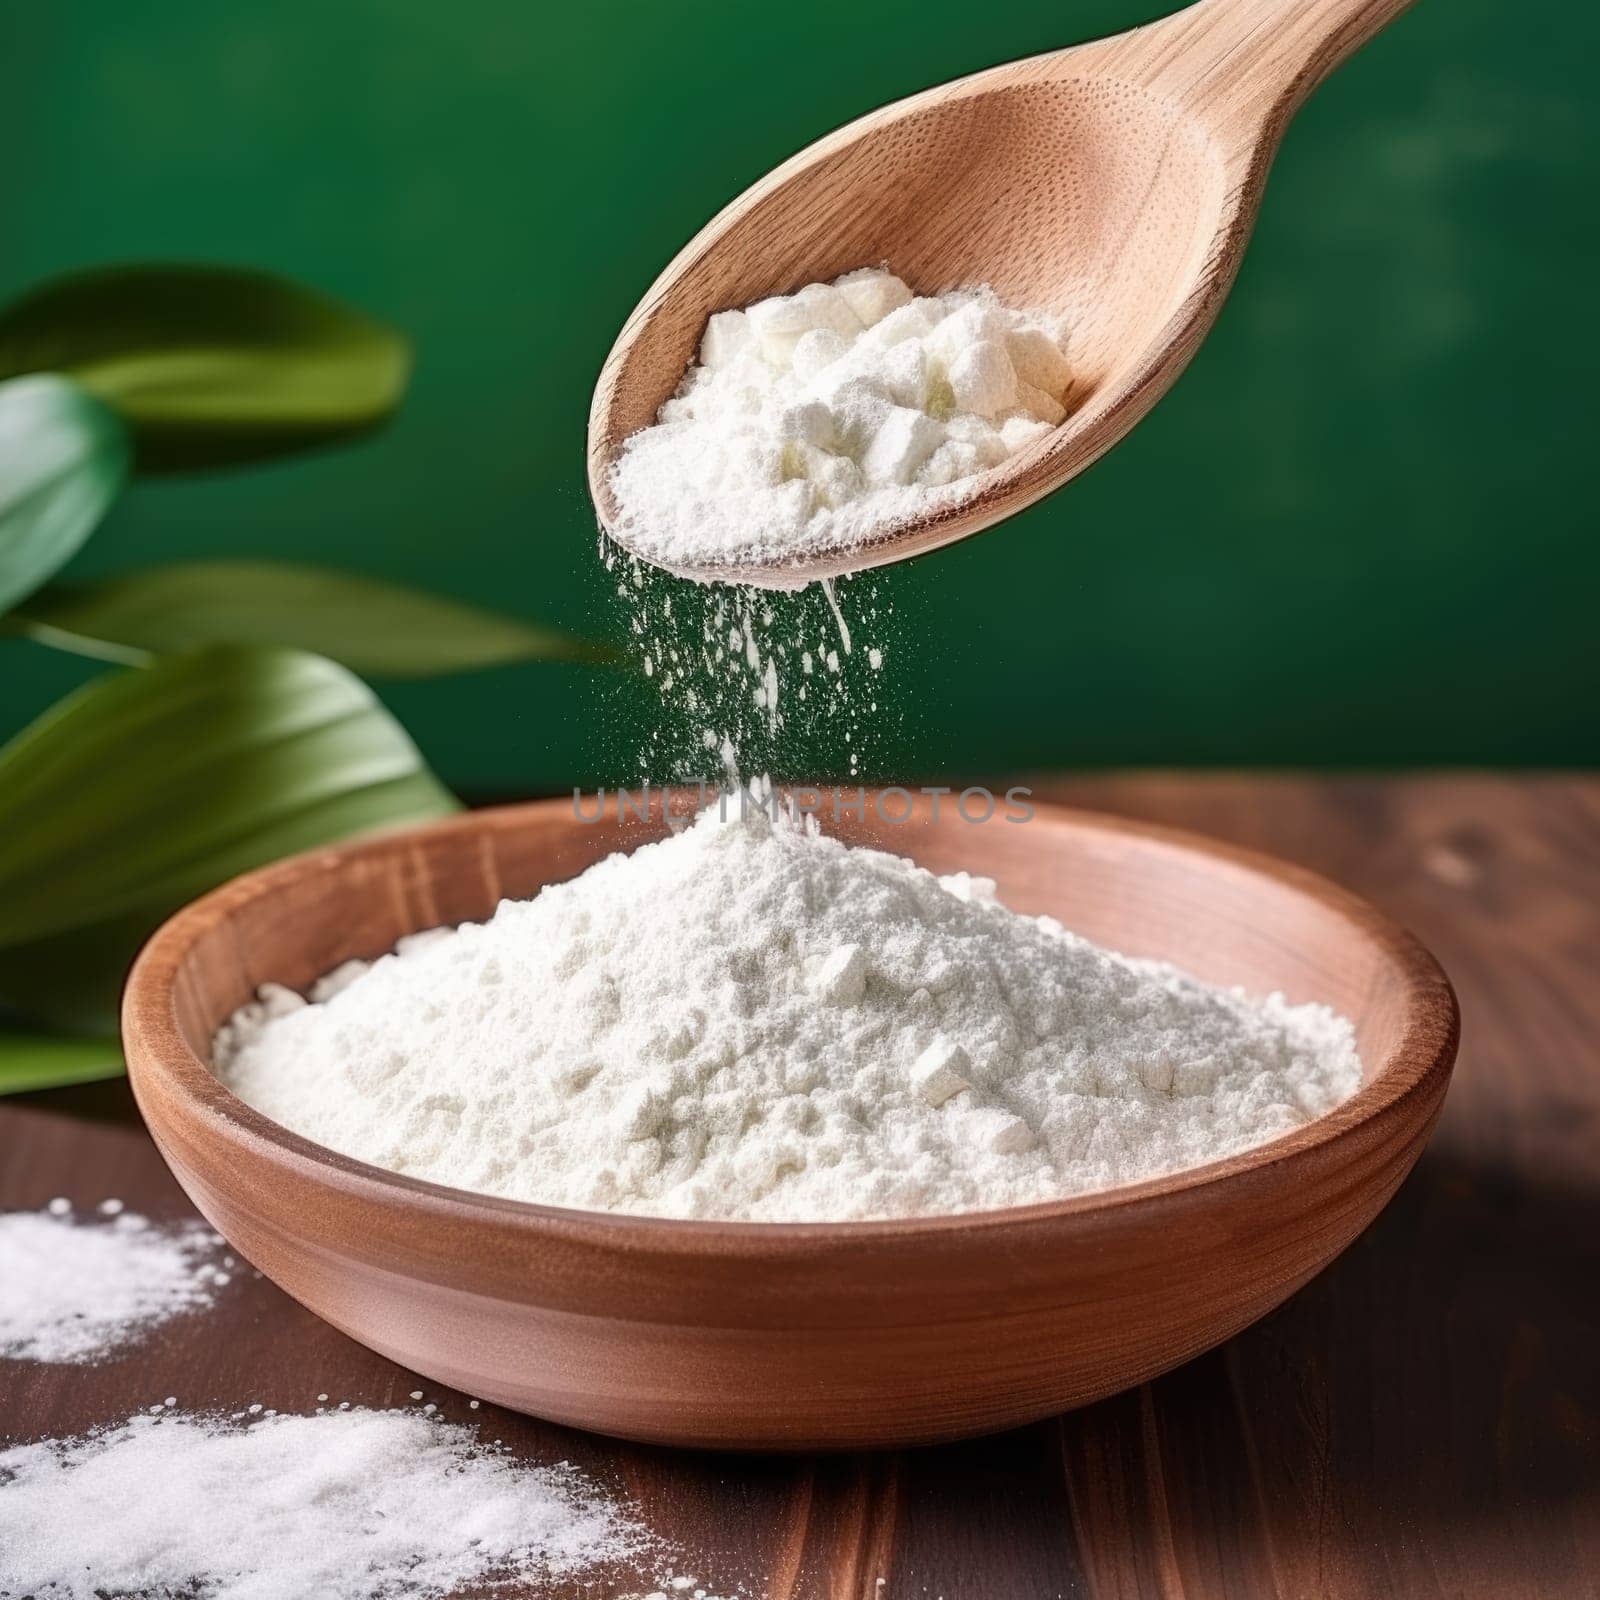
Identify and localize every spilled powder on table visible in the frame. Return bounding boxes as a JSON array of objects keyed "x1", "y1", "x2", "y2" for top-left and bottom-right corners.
[
  {"x1": 0, "y1": 1406, "x2": 654, "y2": 1600},
  {"x1": 0, "y1": 1201, "x2": 233, "y2": 1364}
]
